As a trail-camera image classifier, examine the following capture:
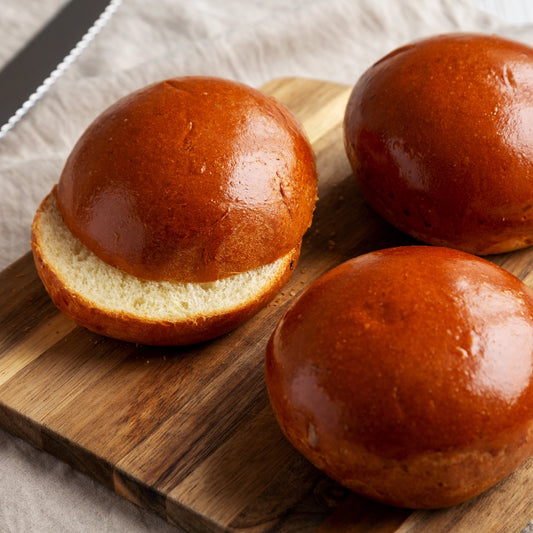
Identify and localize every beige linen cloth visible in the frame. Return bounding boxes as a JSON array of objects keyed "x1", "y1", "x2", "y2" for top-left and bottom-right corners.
[{"x1": 0, "y1": 0, "x2": 532, "y2": 531}]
